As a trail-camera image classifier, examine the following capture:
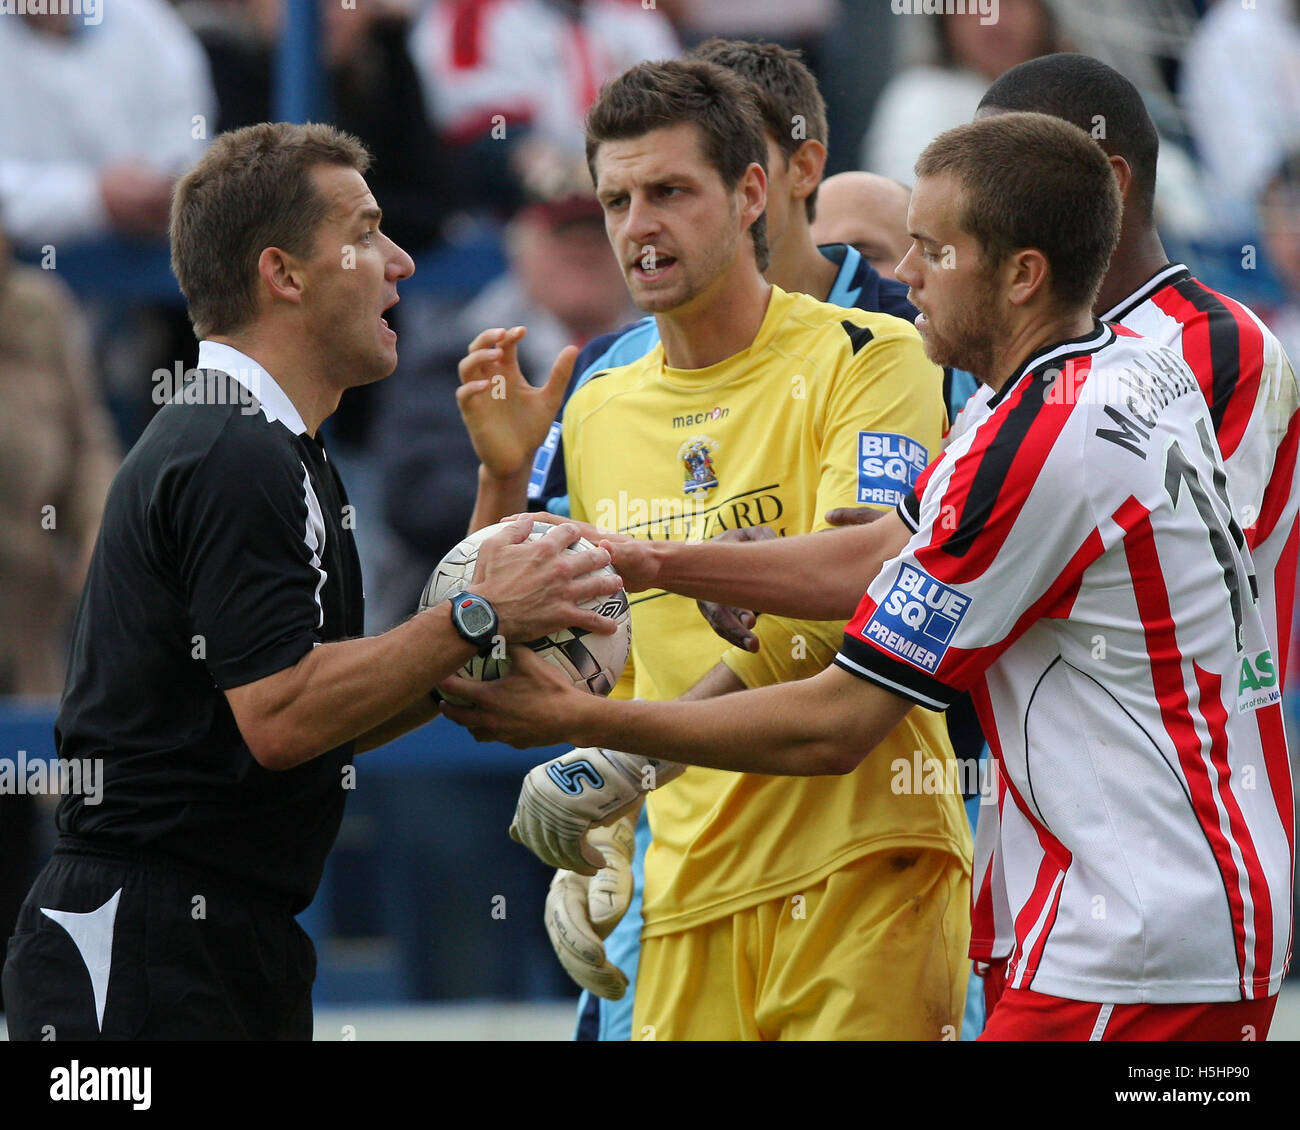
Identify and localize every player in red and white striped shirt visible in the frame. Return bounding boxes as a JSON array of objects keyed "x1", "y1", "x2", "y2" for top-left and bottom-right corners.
[
  {"x1": 445, "y1": 111, "x2": 1294, "y2": 1040},
  {"x1": 967, "y1": 57, "x2": 1300, "y2": 1014}
]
